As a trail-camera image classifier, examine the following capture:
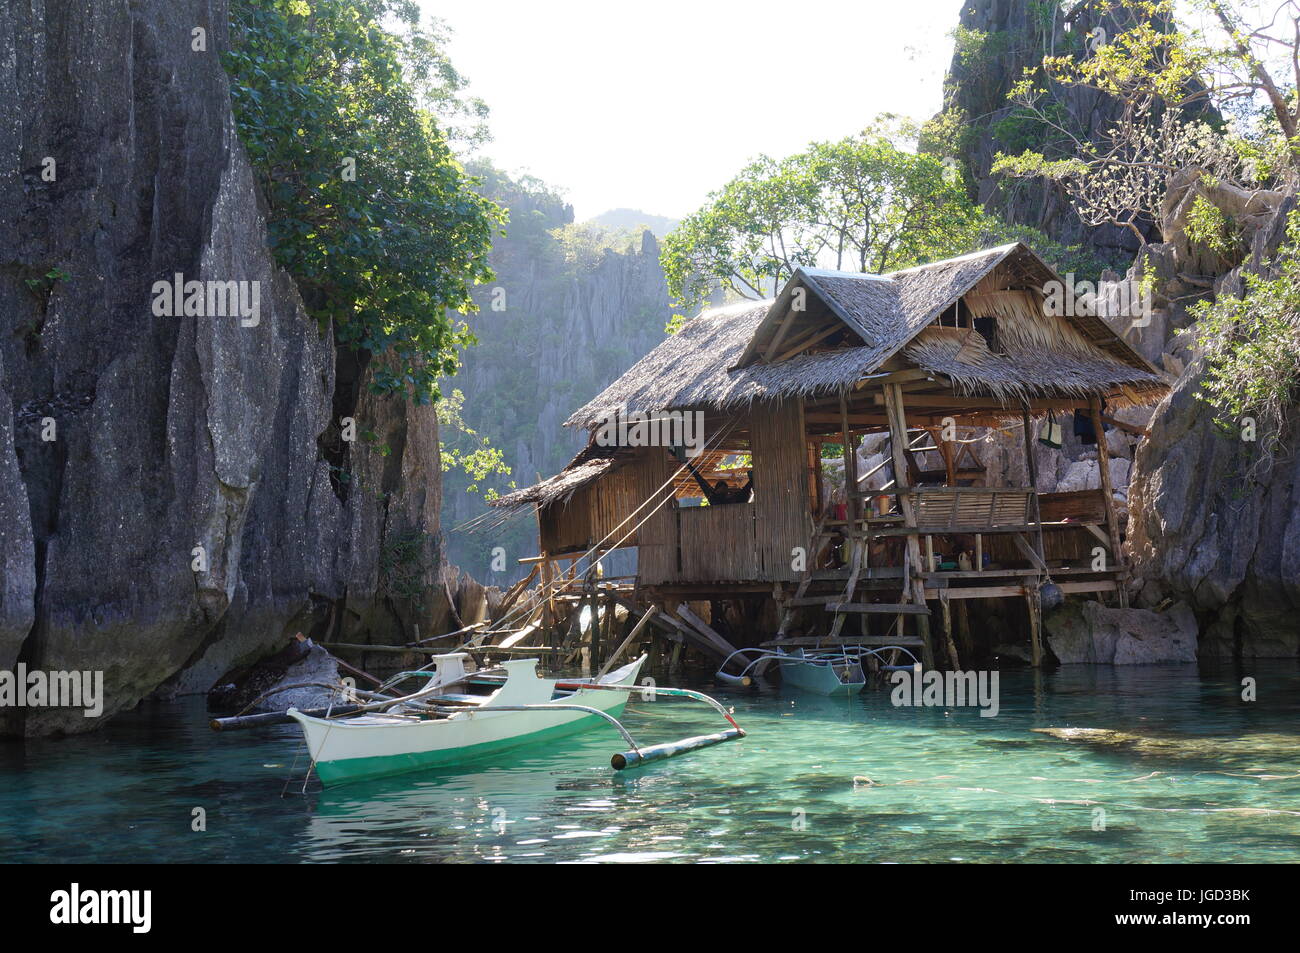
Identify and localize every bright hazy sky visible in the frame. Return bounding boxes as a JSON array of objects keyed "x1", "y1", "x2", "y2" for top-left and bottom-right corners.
[{"x1": 421, "y1": 0, "x2": 966, "y2": 221}]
